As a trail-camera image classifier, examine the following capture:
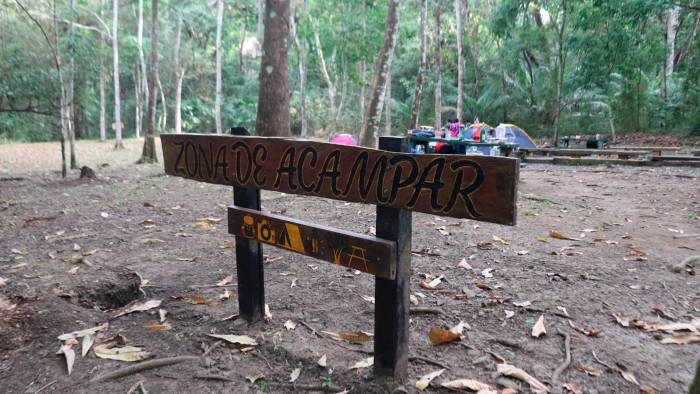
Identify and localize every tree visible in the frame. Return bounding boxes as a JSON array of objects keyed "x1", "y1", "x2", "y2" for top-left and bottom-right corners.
[
  {"x1": 434, "y1": 1, "x2": 442, "y2": 131},
  {"x1": 173, "y1": 14, "x2": 184, "y2": 134},
  {"x1": 410, "y1": 0, "x2": 428, "y2": 129},
  {"x1": 112, "y1": 0, "x2": 123, "y2": 149},
  {"x1": 455, "y1": 0, "x2": 465, "y2": 123},
  {"x1": 255, "y1": 0, "x2": 290, "y2": 136},
  {"x1": 214, "y1": 0, "x2": 224, "y2": 134},
  {"x1": 552, "y1": 0, "x2": 568, "y2": 146},
  {"x1": 68, "y1": 0, "x2": 77, "y2": 168},
  {"x1": 290, "y1": 5, "x2": 308, "y2": 137},
  {"x1": 99, "y1": 0, "x2": 107, "y2": 142},
  {"x1": 135, "y1": 0, "x2": 148, "y2": 139},
  {"x1": 138, "y1": 0, "x2": 158, "y2": 163},
  {"x1": 359, "y1": 0, "x2": 402, "y2": 147}
]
